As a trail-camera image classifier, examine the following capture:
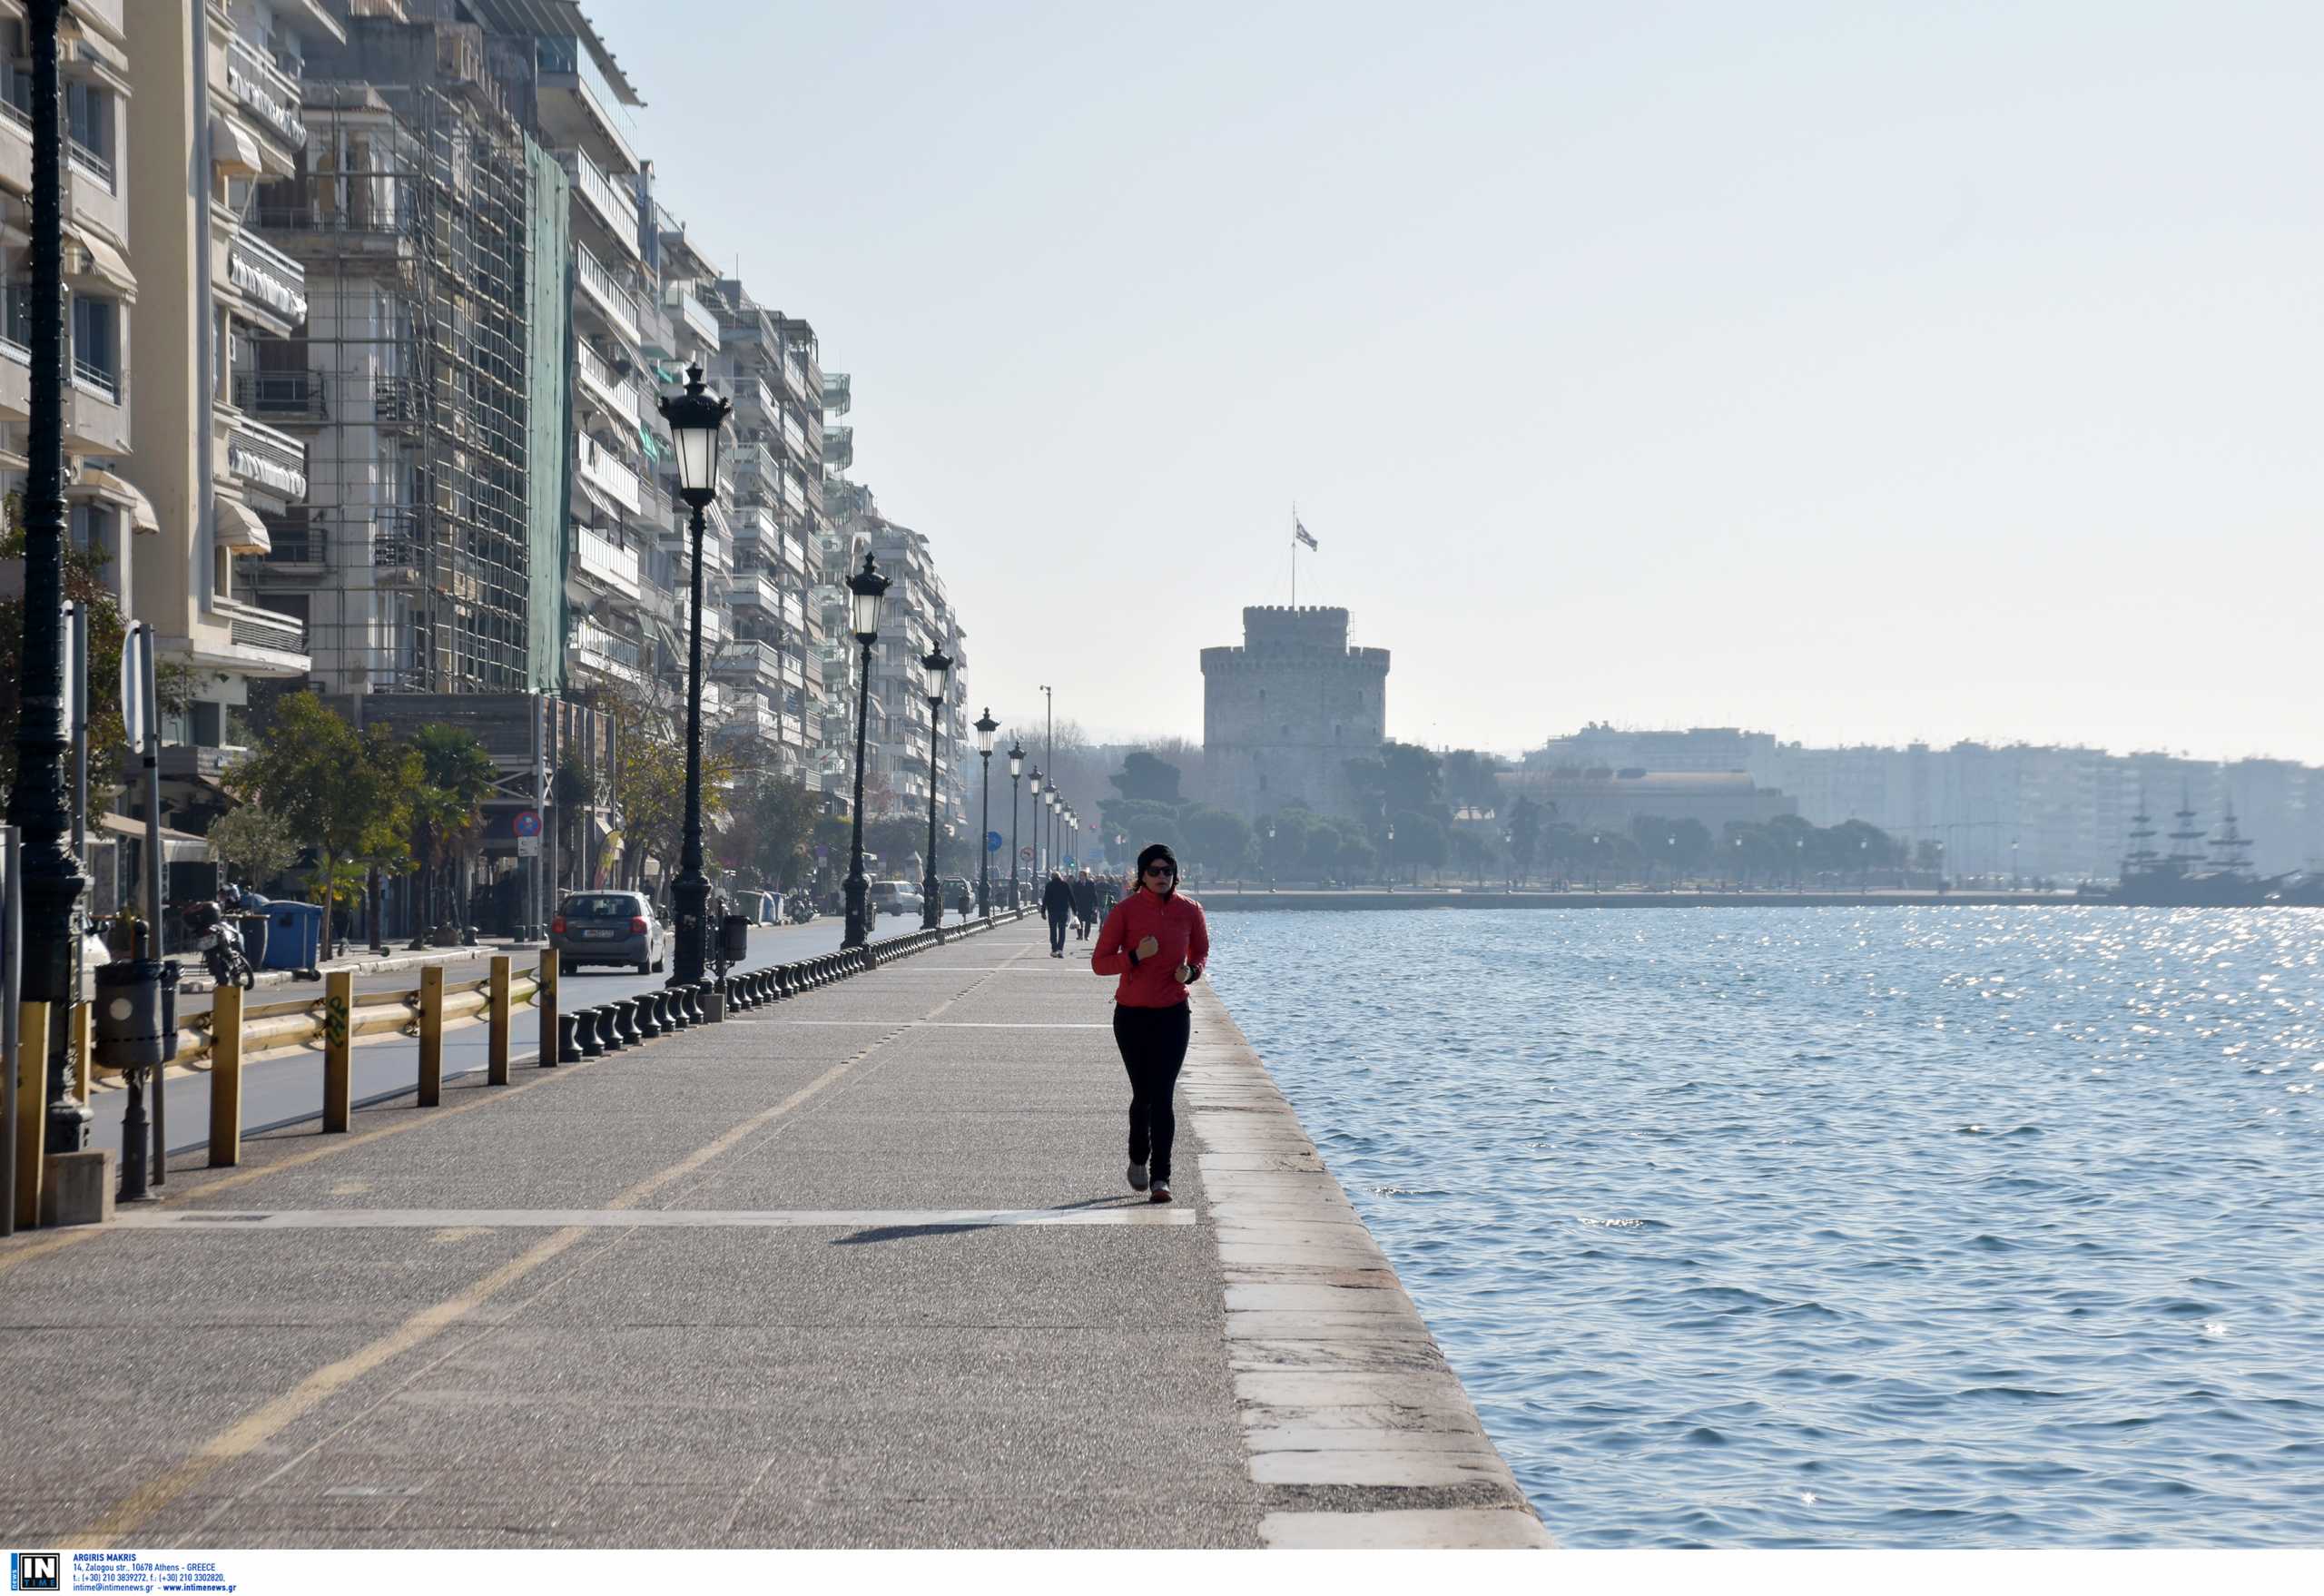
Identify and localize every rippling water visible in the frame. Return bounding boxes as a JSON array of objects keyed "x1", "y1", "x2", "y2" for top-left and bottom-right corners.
[{"x1": 1206, "y1": 906, "x2": 2324, "y2": 1548}]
